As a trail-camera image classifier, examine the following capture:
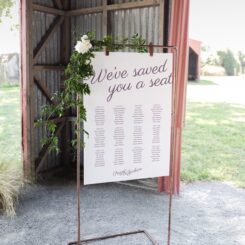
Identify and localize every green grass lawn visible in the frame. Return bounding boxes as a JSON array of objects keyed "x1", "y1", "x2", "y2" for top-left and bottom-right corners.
[
  {"x1": 188, "y1": 79, "x2": 216, "y2": 85},
  {"x1": 0, "y1": 85, "x2": 21, "y2": 169},
  {"x1": 182, "y1": 102, "x2": 245, "y2": 188},
  {"x1": 0, "y1": 84, "x2": 244, "y2": 188}
]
